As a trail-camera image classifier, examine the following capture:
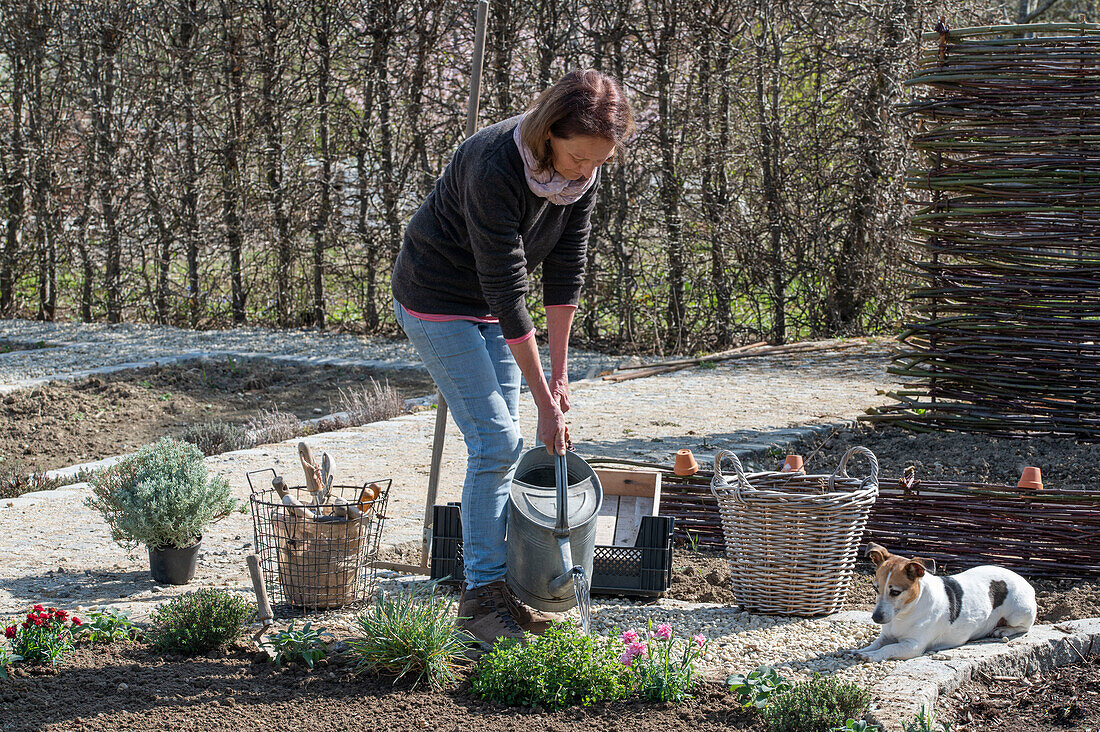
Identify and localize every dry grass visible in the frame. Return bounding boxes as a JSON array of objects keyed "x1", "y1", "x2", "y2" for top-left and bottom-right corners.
[
  {"x1": 246, "y1": 408, "x2": 304, "y2": 446},
  {"x1": 334, "y1": 378, "x2": 405, "y2": 426}
]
